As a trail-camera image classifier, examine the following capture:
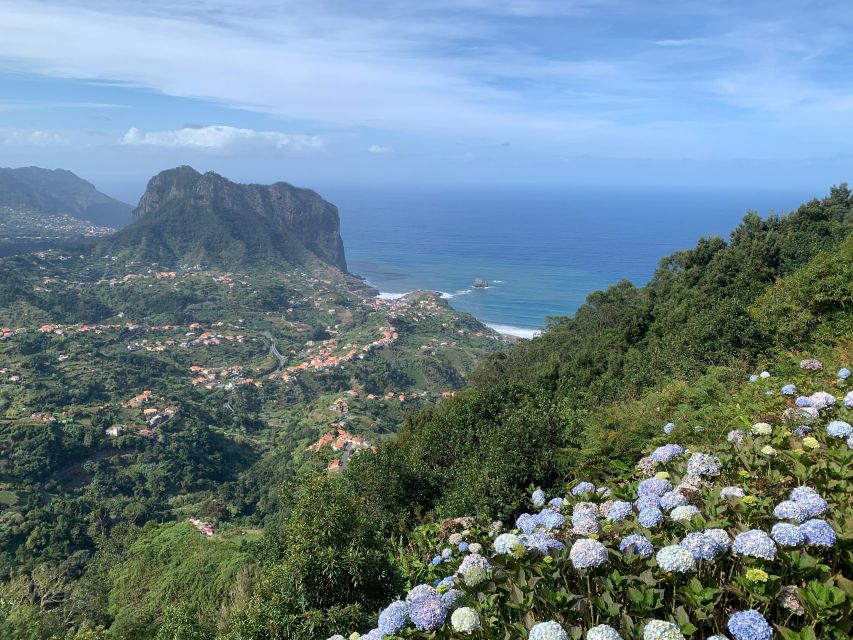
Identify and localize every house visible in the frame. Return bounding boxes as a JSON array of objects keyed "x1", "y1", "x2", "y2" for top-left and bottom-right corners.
[{"x1": 105, "y1": 426, "x2": 122, "y2": 437}]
